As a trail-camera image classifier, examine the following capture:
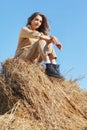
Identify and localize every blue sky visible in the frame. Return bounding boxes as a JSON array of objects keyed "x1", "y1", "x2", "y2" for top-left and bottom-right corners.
[{"x1": 0, "y1": 0, "x2": 87, "y2": 91}]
